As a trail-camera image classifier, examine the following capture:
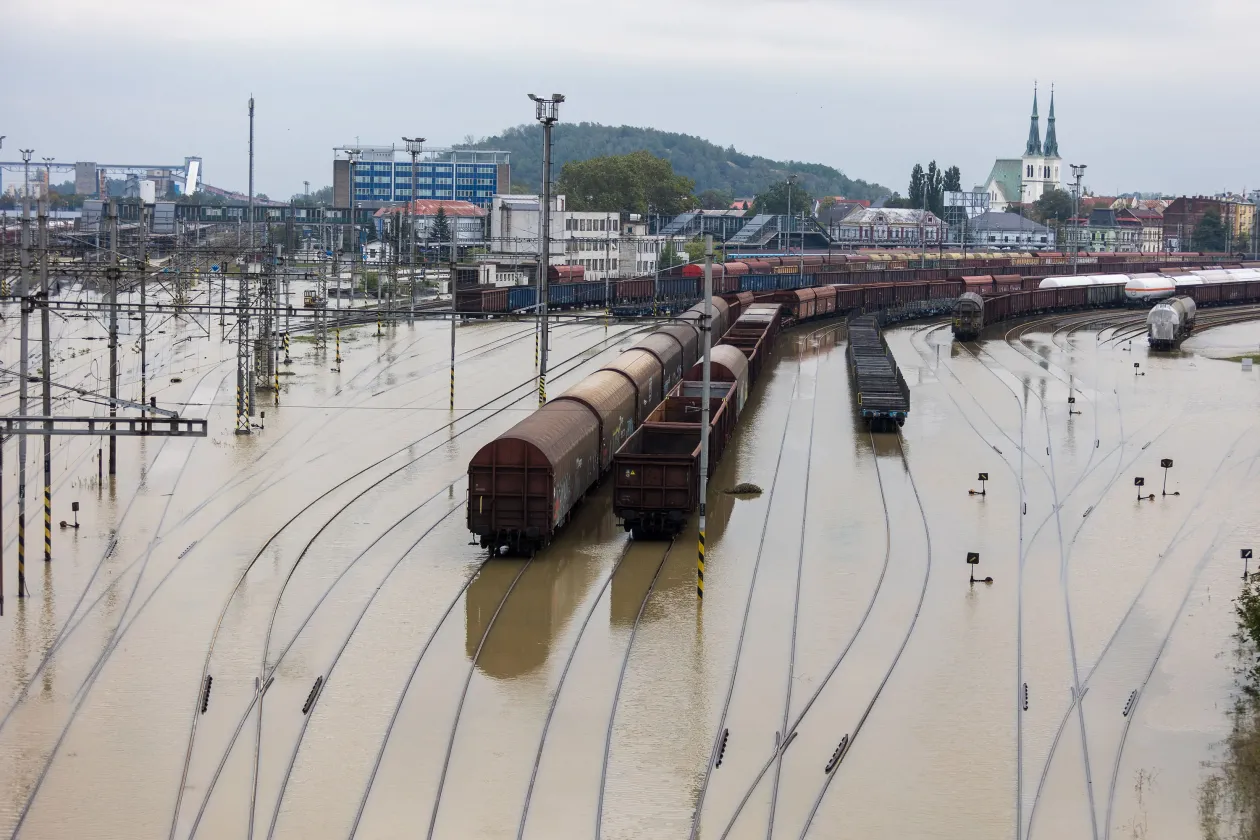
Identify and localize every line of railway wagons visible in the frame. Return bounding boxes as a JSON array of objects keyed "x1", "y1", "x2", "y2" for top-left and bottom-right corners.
[
  {"x1": 612, "y1": 303, "x2": 783, "y2": 539},
  {"x1": 455, "y1": 253, "x2": 1238, "y2": 315},
  {"x1": 467, "y1": 296, "x2": 737, "y2": 554},
  {"x1": 952, "y1": 278, "x2": 1260, "y2": 341}
]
